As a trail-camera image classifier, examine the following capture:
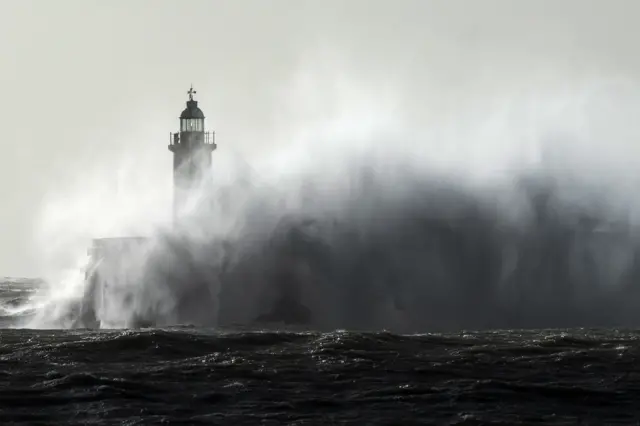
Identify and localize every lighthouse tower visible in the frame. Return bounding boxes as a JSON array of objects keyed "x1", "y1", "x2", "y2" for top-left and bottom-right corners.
[{"x1": 168, "y1": 86, "x2": 217, "y2": 224}]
